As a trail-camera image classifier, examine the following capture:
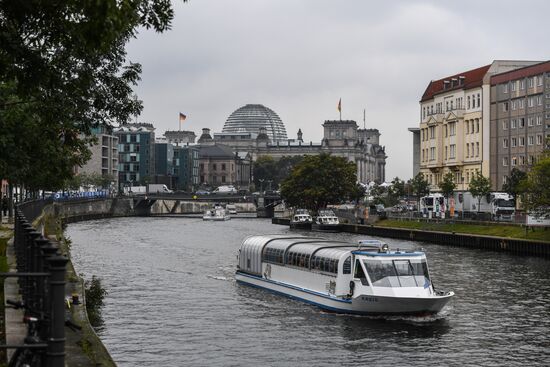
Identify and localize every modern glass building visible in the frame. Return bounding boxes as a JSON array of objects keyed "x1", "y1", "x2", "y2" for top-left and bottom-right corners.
[
  {"x1": 222, "y1": 104, "x2": 288, "y2": 141},
  {"x1": 114, "y1": 123, "x2": 155, "y2": 189}
]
